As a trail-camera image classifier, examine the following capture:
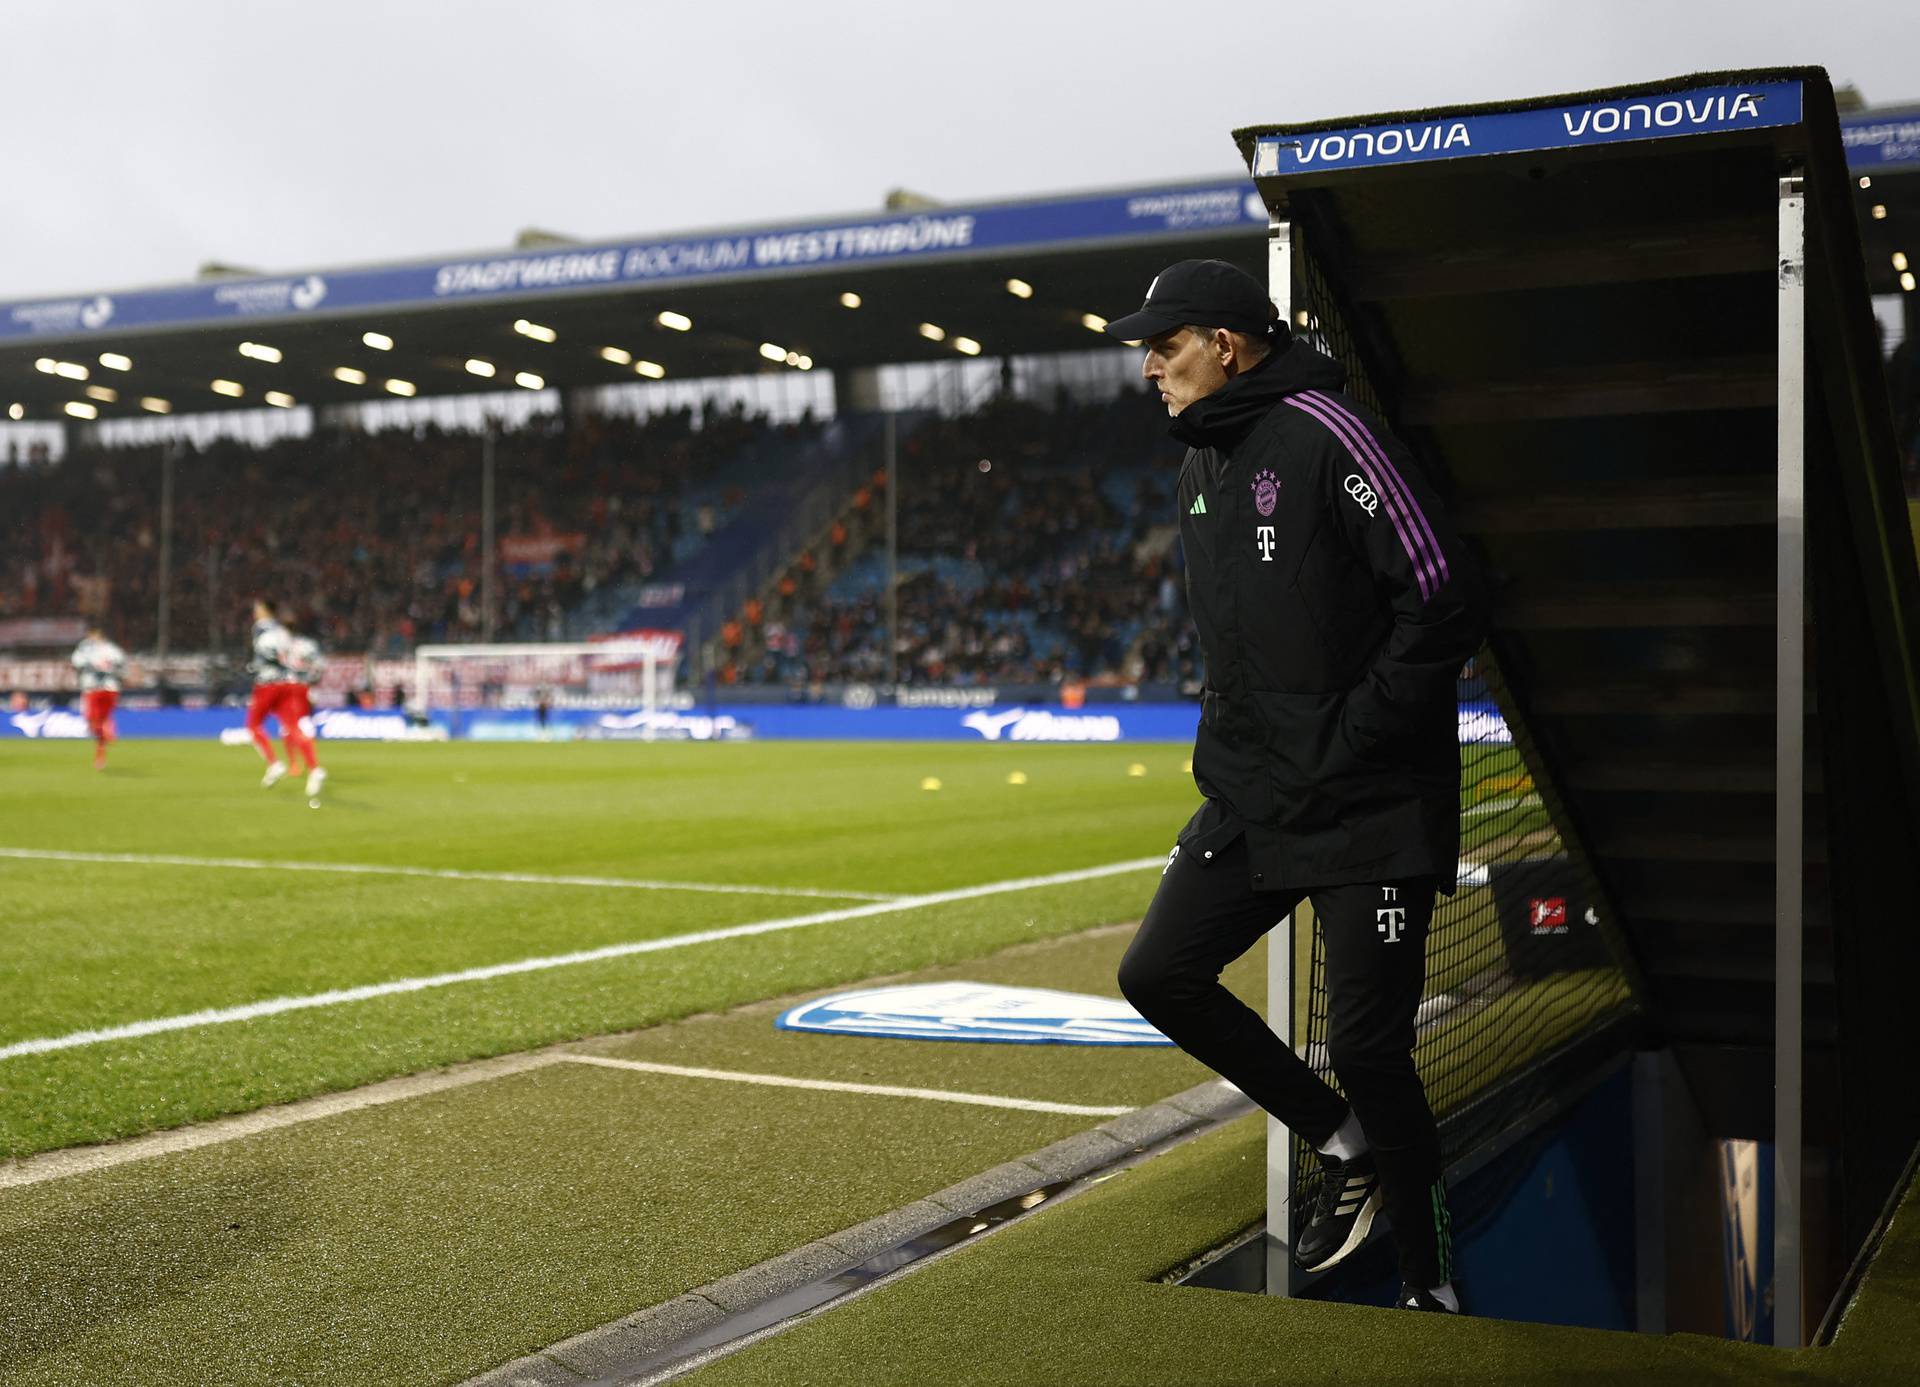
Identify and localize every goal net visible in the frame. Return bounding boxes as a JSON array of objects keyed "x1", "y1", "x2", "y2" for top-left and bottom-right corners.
[{"x1": 412, "y1": 637, "x2": 678, "y2": 717}]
